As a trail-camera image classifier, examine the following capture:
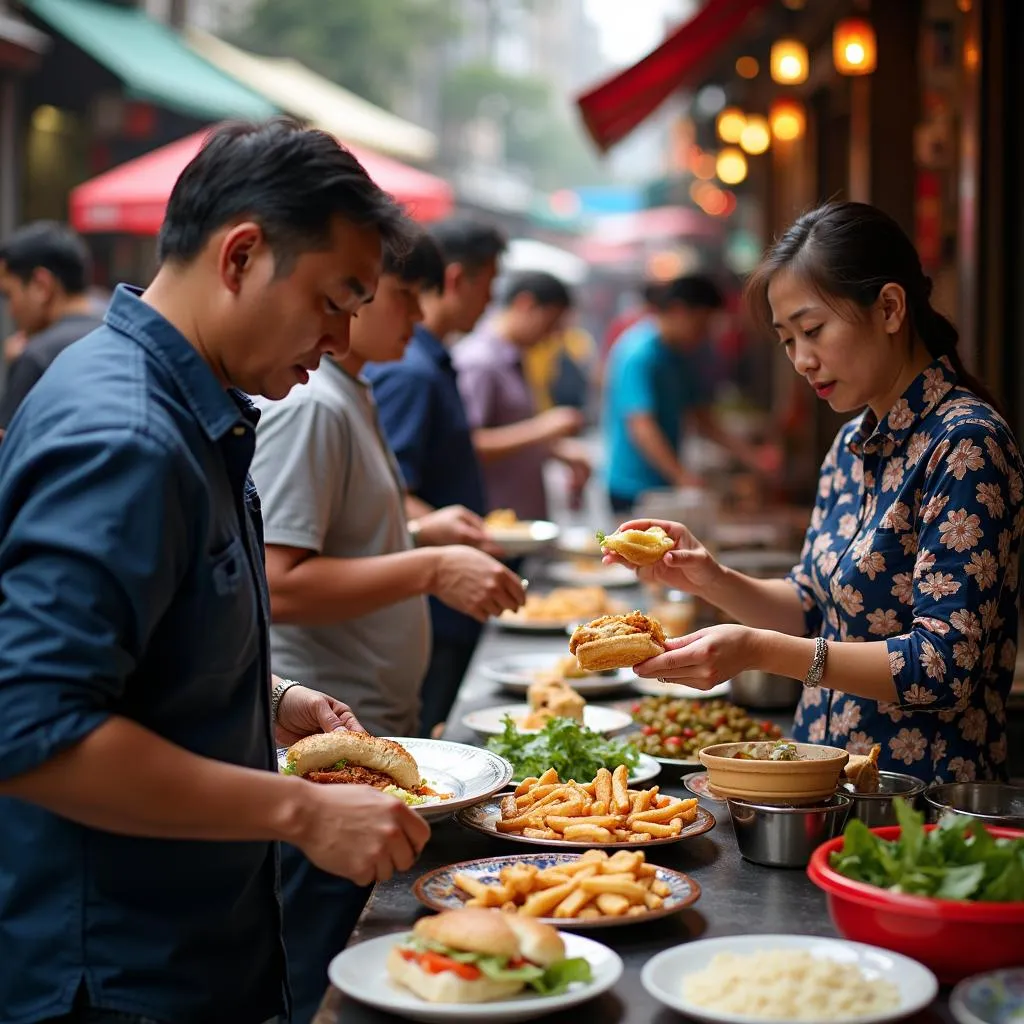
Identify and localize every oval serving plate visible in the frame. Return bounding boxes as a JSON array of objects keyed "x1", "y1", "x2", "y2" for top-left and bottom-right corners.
[
  {"x1": 455, "y1": 799, "x2": 716, "y2": 850},
  {"x1": 480, "y1": 653, "x2": 636, "y2": 697},
  {"x1": 463, "y1": 703, "x2": 633, "y2": 738},
  {"x1": 277, "y1": 737, "x2": 513, "y2": 821},
  {"x1": 413, "y1": 852, "x2": 701, "y2": 929}
]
